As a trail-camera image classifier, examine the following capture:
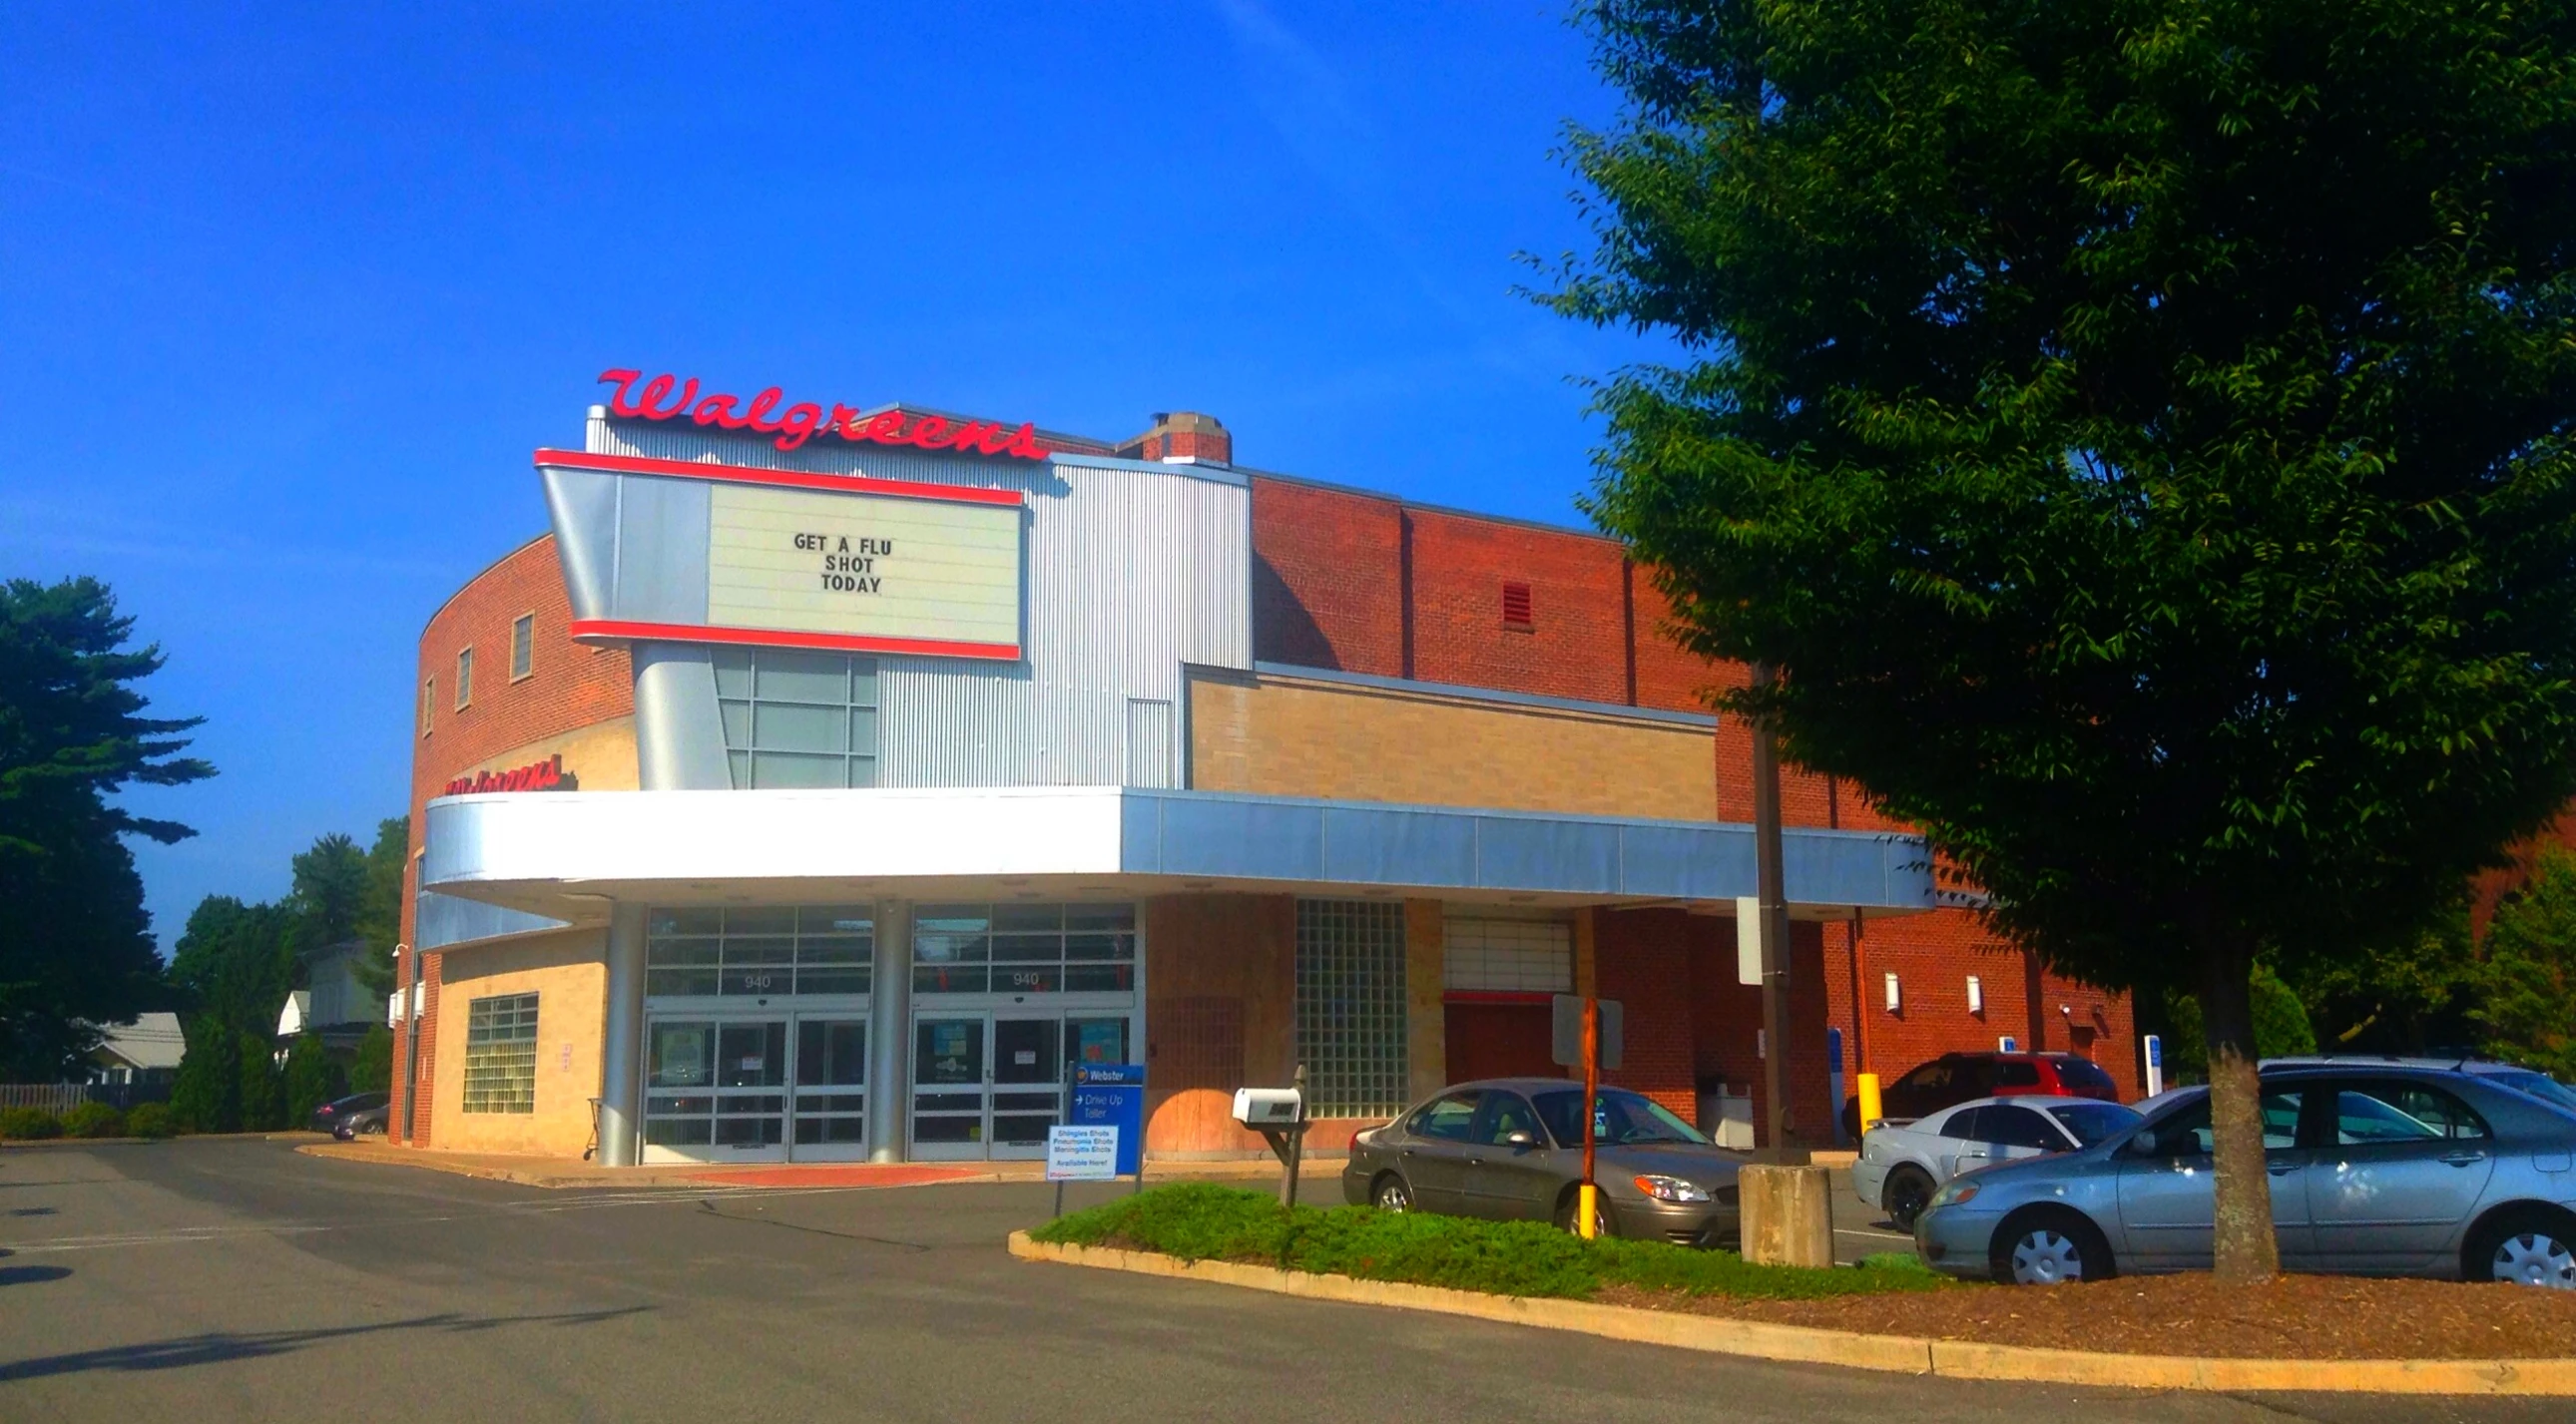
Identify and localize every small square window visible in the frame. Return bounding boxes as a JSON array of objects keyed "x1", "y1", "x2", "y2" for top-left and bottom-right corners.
[
  {"x1": 1501, "y1": 582, "x2": 1534, "y2": 630},
  {"x1": 510, "y1": 614, "x2": 535, "y2": 682},
  {"x1": 455, "y1": 648, "x2": 474, "y2": 709},
  {"x1": 421, "y1": 677, "x2": 435, "y2": 735}
]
